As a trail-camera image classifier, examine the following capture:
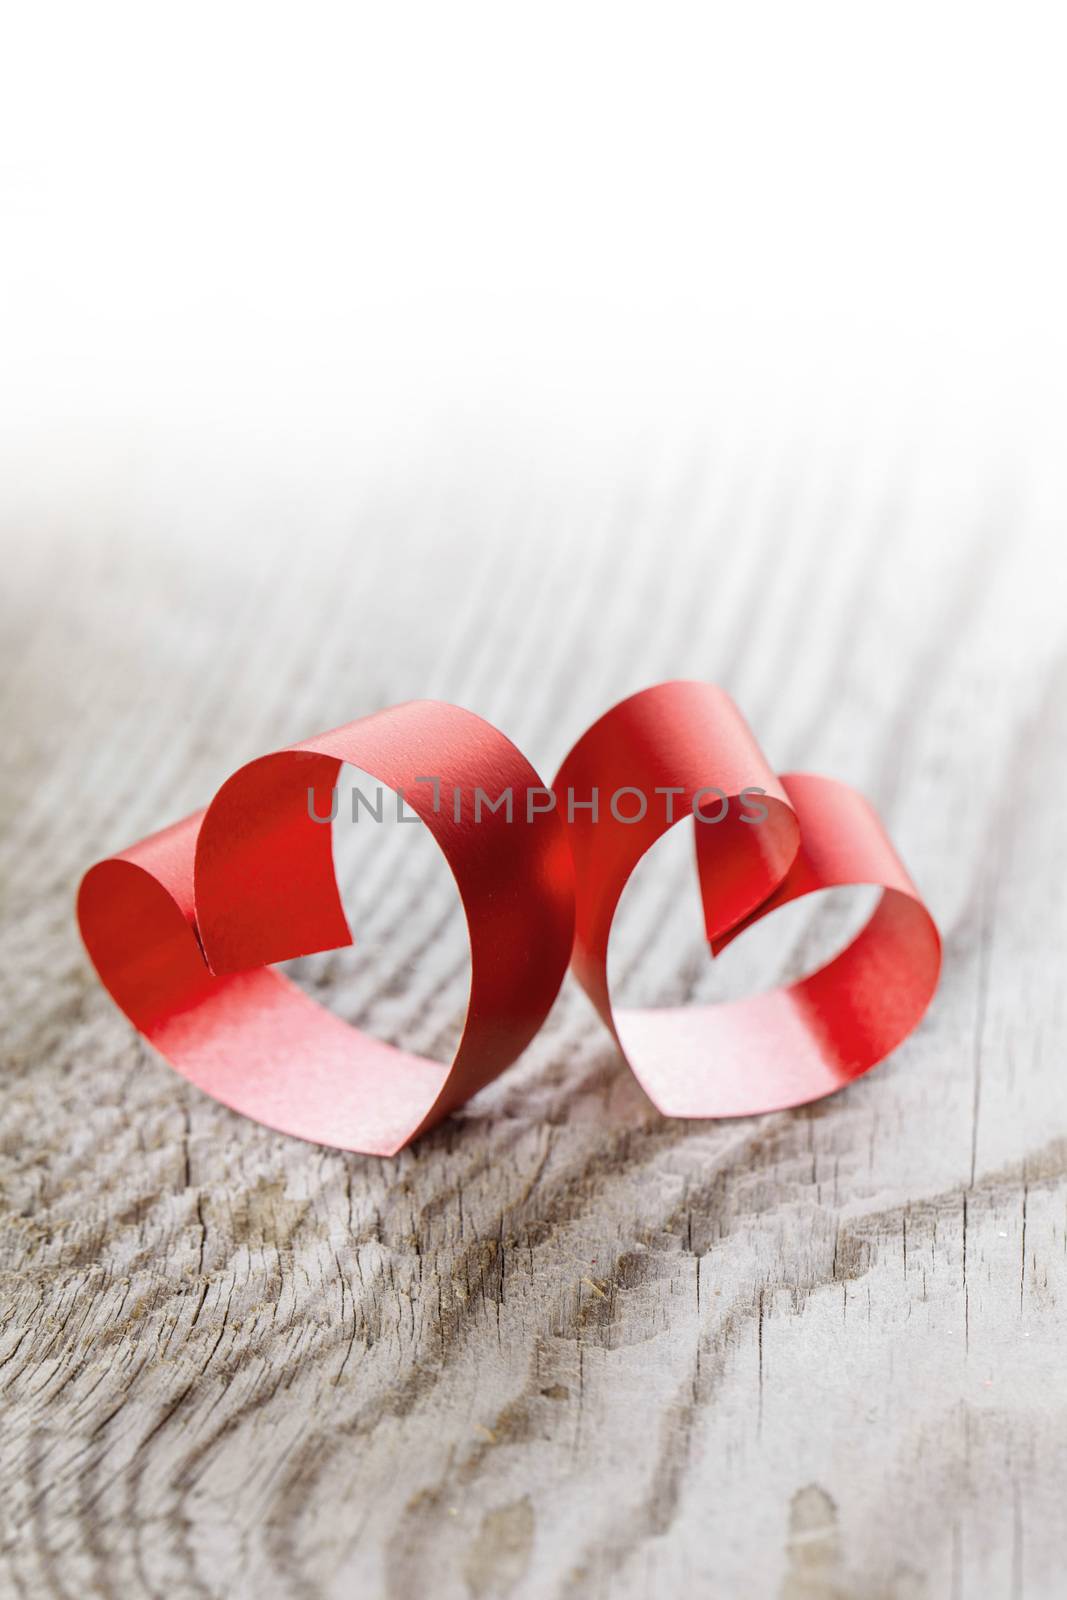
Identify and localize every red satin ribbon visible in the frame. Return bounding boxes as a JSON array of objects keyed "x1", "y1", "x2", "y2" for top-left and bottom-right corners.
[{"x1": 77, "y1": 684, "x2": 940, "y2": 1153}]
